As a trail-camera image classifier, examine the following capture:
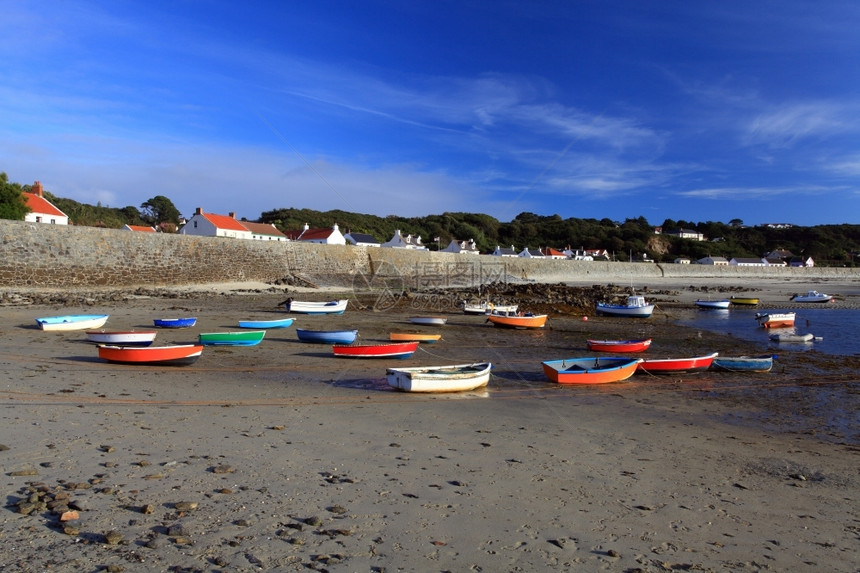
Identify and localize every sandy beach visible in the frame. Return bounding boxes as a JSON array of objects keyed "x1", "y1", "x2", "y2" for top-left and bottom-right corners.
[{"x1": 1, "y1": 278, "x2": 858, "y2": 572}]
